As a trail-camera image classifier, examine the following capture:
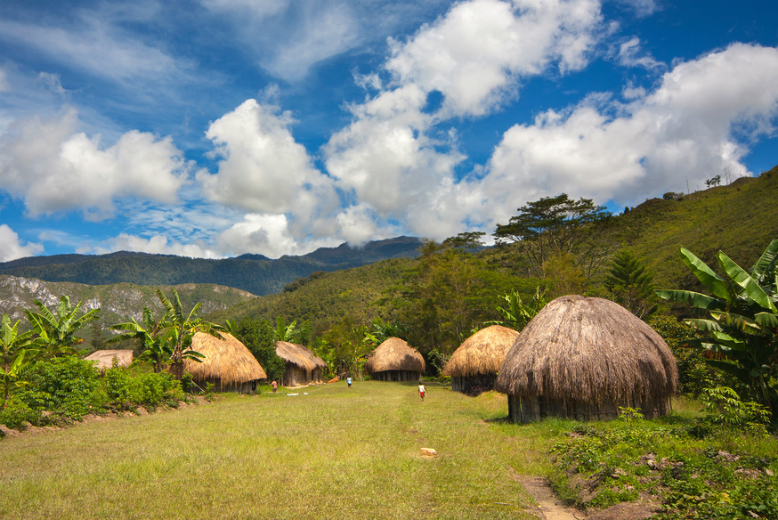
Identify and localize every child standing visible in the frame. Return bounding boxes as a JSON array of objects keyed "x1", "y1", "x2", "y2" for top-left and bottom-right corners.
[
  {"x1": 347, "y1": 376, "x2": 352, "y2": 388},
  {"x1": 418, "y1": 382, "x2": 425, "y2": 401}
]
